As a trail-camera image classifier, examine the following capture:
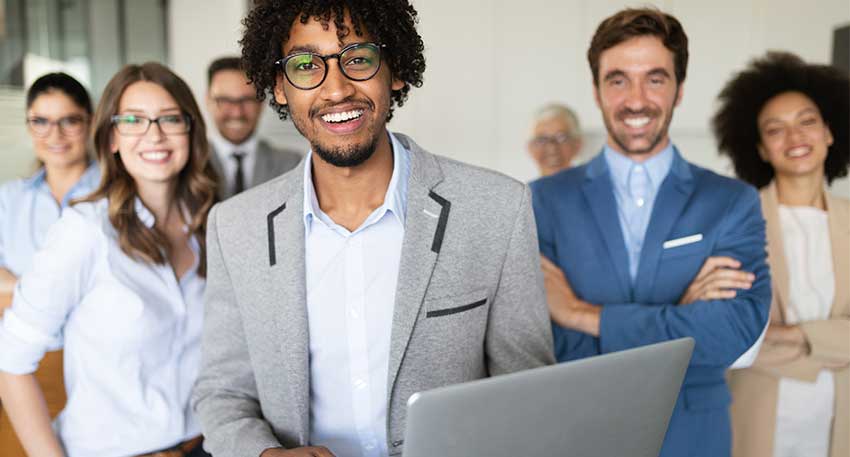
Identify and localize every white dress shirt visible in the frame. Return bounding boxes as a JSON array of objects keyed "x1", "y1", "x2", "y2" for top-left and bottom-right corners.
[
  {"x1": 304, "y1": 132, "x2": 409, "y2": 457},
  {"x1": 773, "y1": 205, "x2": 835, "y2": 457},
  {"x1": 0, "y1": 197, "x2": 204, "y2": 457},
  {"x1": 210, "y1": 133, "x2": 258, "y2": 195}
]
